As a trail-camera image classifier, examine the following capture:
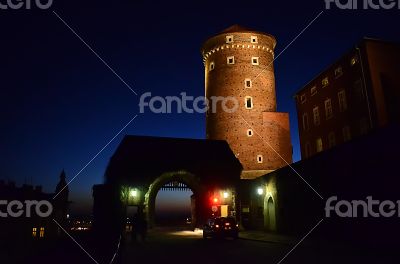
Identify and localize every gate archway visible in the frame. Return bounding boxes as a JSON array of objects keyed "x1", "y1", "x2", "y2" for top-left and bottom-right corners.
[
  {"x1": 264, "y1": 196, "x2": 276, "y2": 231},
  {"x1": 144, "y1": 171, "x2": 203, "y2": 228}
]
